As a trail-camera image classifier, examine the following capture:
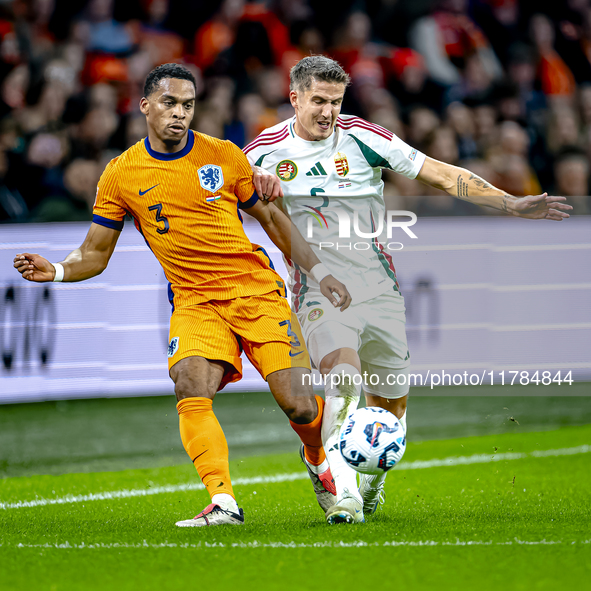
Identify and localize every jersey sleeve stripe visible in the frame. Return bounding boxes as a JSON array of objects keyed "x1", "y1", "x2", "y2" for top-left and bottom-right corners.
[
  {"x1": 339, "y1": 123, "x2": 394, "y2": 141},
  {"x1": 92, "y1": 214, "x2": 124, "y2": 231},
  {"x1": 243, "y1": 125, "x2": 289, "y2": 149},
  {"x1": 238, "y1": 191, "x2": 259, "y2": 209},
  {"x1": 249, "y1": 125, "x2": 288, "y2": 140},
  {"x1": 338, "y1": 115, "x2": 393, "y2": 131},
  {"x1": 243, "y1": 129, "x2": 289, "y2": 154},
  {"x1": 337, "y1": 116, "x2": 394, "y2": 139},
  {"x1": 339, "y1": 118, "x2": 394, "y2": 134},
  {"x1": 338, "y1": 117, "x2": 393, "y2": 133},
  {"x1": 350, "y1": 118, "x2": 394, "y2": 138},
  {"x1": 244, "y1": 128, "x2": 287, "y2": 151},
  {"x1": 243, "y1": 130, "x2": 289, "y2": 155}
]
